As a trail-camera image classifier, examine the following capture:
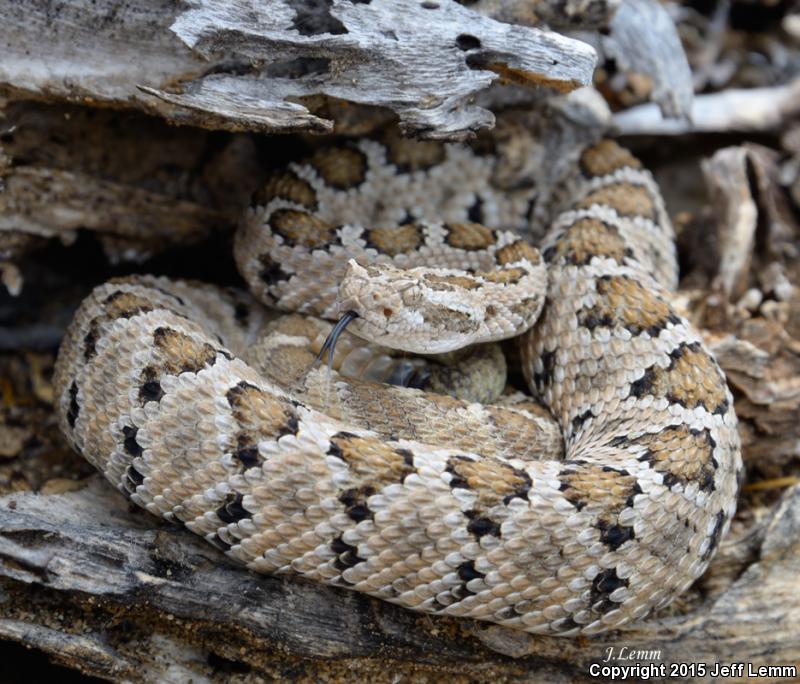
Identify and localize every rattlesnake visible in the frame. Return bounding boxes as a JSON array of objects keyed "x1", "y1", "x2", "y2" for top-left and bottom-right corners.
[{"x1": 53, "y1": 132, "x2": 742, "y2": 636}]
